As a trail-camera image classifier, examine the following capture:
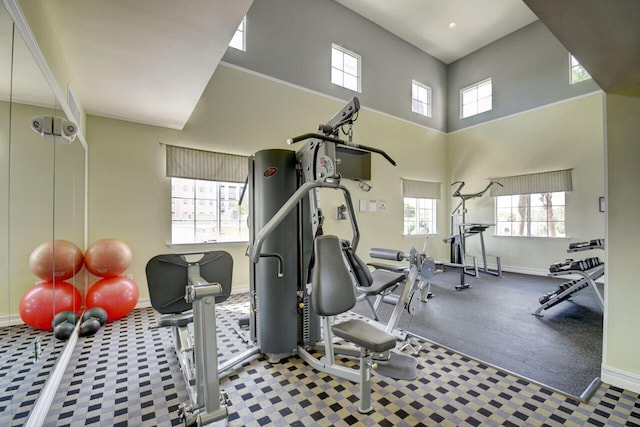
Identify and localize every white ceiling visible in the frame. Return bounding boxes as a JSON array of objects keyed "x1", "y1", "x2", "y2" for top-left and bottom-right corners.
[
  {"x1": 11, "y1": 0, "x2": 539, "y2": 130},
  {"x1": 334, "y1": 0, "x2": 539, "y2": 64},
  {"x1": 40, "y1": 0, "x2": 253, "y2": 130}
]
